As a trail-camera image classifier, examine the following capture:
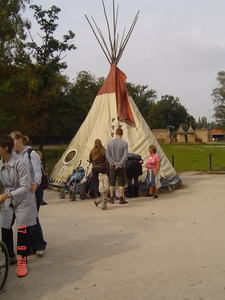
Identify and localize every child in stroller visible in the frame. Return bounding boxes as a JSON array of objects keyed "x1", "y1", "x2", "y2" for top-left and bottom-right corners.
[{"x1": 59, "y1": 163, "x2": 86, "y2": 201}]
